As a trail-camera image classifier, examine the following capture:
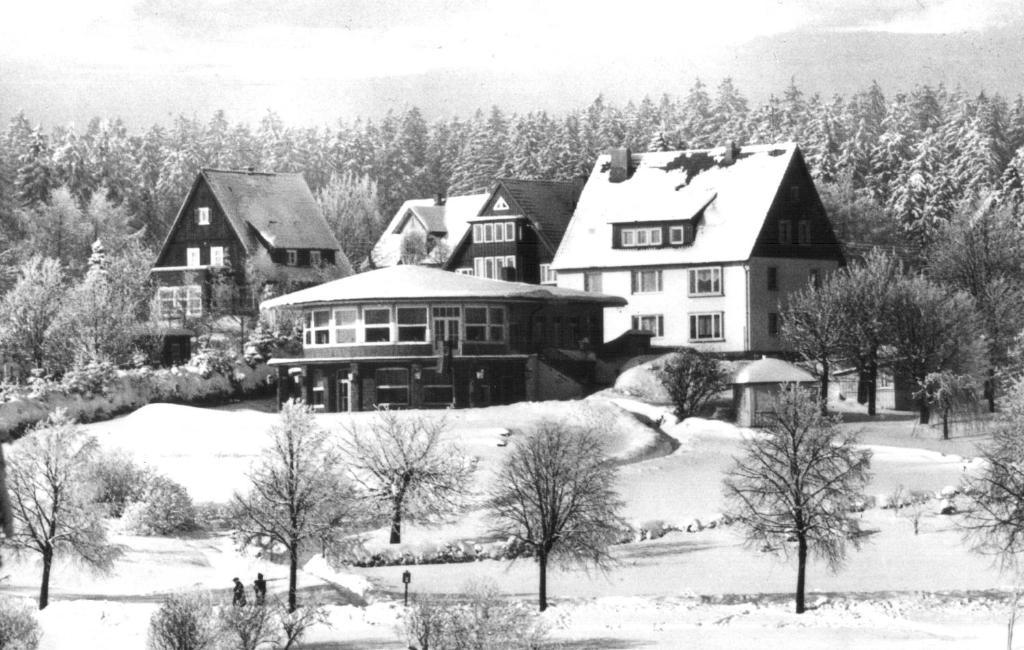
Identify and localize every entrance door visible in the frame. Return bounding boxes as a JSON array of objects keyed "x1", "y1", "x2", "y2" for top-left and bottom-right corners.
[
  {"x1": 432, "y1": 306, "x2": 461, "y2": 355},
  {"x1": 336, "y1": 378, "x2": 350, "y2": 413}
]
